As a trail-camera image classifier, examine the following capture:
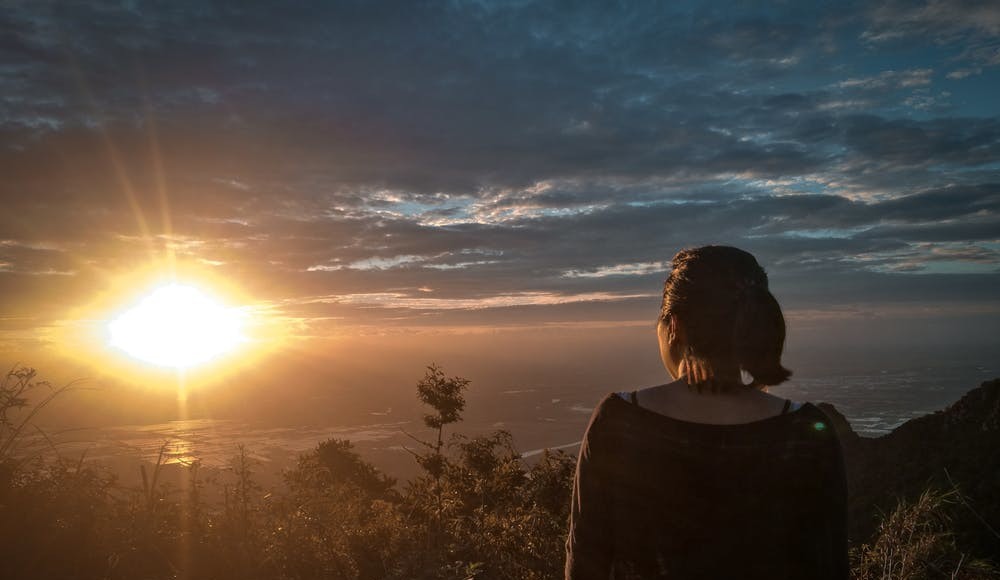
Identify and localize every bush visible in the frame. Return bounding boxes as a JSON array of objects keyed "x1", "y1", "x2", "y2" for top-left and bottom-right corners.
[{"x1": 851, "y1": 484, "x2": 997, "y2": 580}]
